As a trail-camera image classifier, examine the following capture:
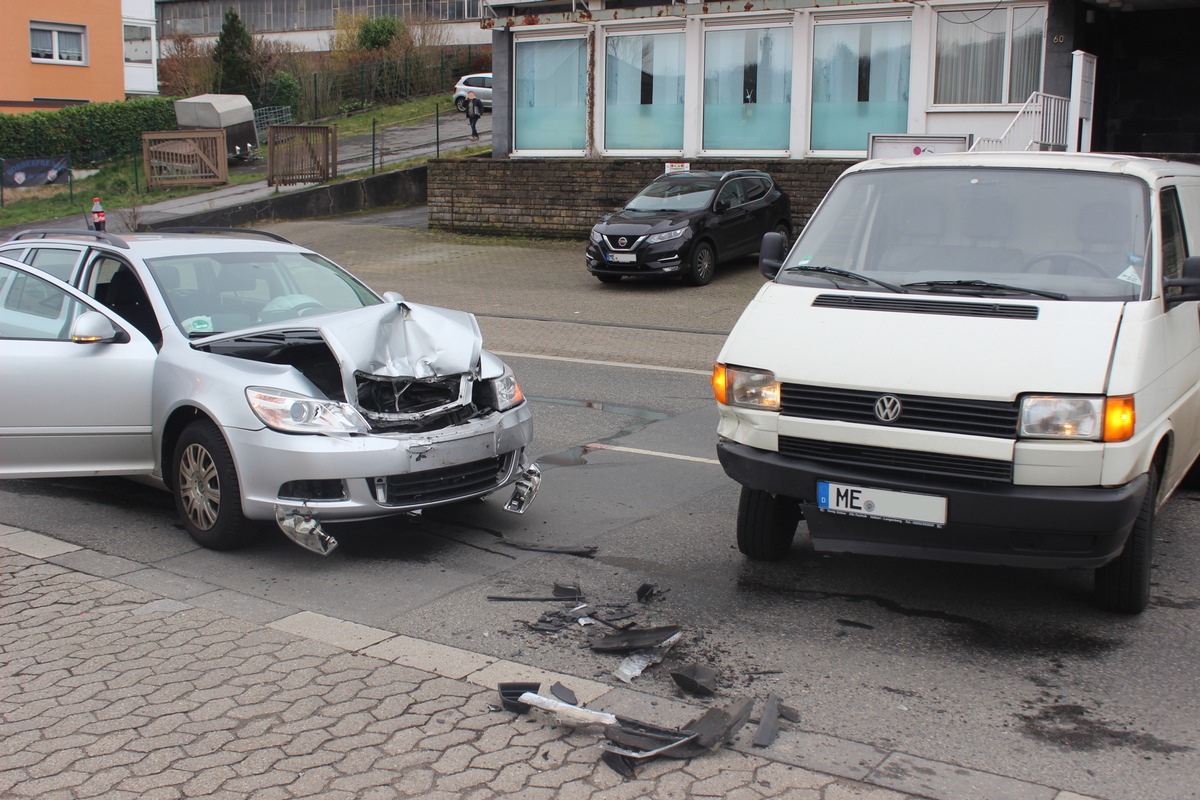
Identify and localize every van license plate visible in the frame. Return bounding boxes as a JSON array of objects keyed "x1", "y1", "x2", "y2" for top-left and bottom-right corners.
[
  {"x1": 817, "y1": 481, "x2": 946, "y2": 527},
  {"x1": 607, "y1": 252, "x2": 636, "y2": 263}
]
